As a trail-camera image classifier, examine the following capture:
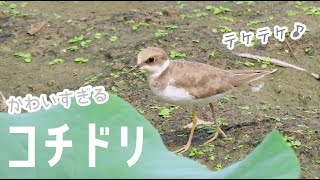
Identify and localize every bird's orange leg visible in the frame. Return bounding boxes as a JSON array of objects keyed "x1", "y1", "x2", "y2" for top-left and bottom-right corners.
[
  {"x1": 174, "y1": 110, "x2": 198, "y2": 154},
  {"x1": 204, "y1": 103, "x2": 227, "y2": 144}
]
